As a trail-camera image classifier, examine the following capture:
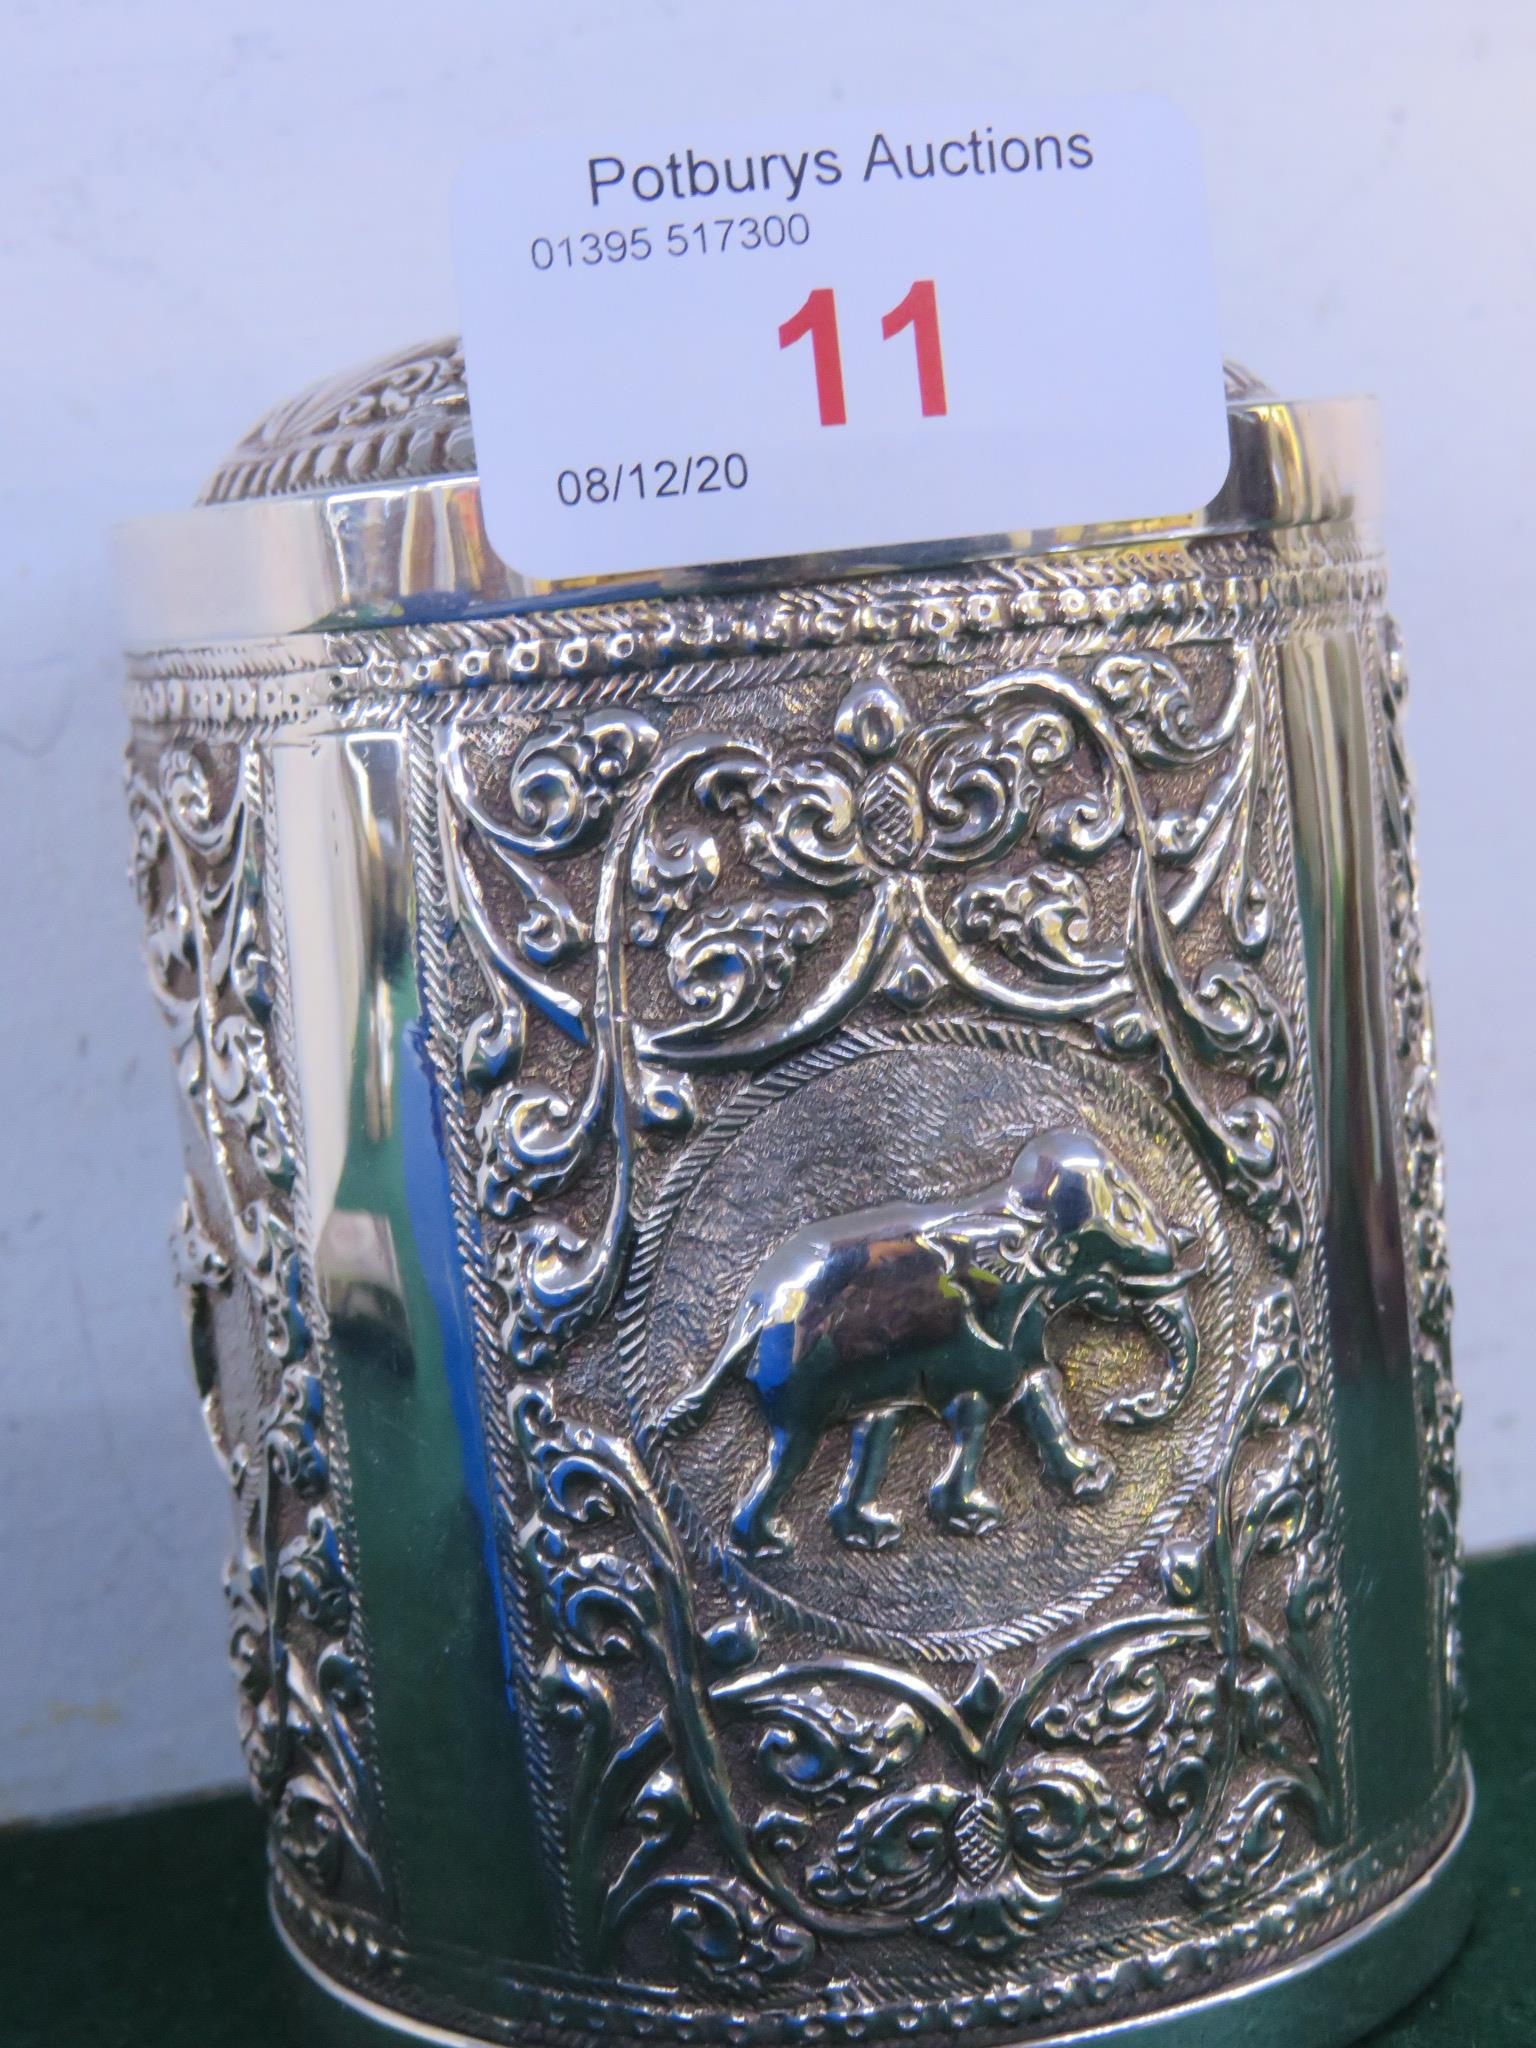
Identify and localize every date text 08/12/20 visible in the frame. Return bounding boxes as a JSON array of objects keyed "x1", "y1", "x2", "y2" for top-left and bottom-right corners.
[
  {"x1": 556, "y1": 454, "x2": 750, "y2": 507},
  {"x1": 586, "y1": 130, "x2": 1094, "y2": 207}
]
